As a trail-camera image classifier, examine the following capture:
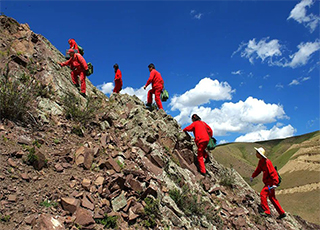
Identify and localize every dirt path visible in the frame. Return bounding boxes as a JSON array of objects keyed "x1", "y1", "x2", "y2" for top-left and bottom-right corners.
[{"x1": 276, "y1": 182, "x2": 320, "y2": 195}]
